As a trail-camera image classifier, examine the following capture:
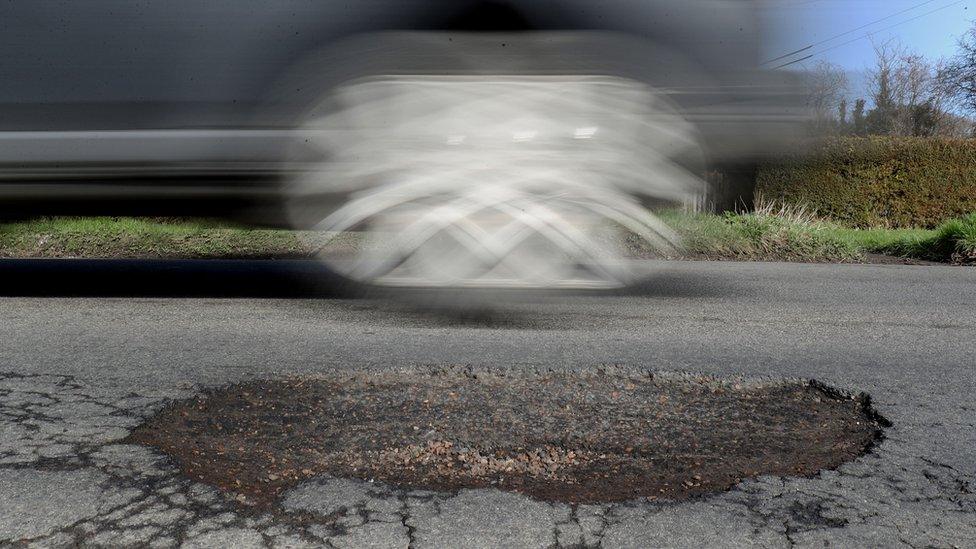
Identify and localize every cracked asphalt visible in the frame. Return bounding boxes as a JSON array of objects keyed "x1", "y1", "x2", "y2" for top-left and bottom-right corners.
[{"x1": 0, "y1": 260, "x2": 974, "y2": 548}]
